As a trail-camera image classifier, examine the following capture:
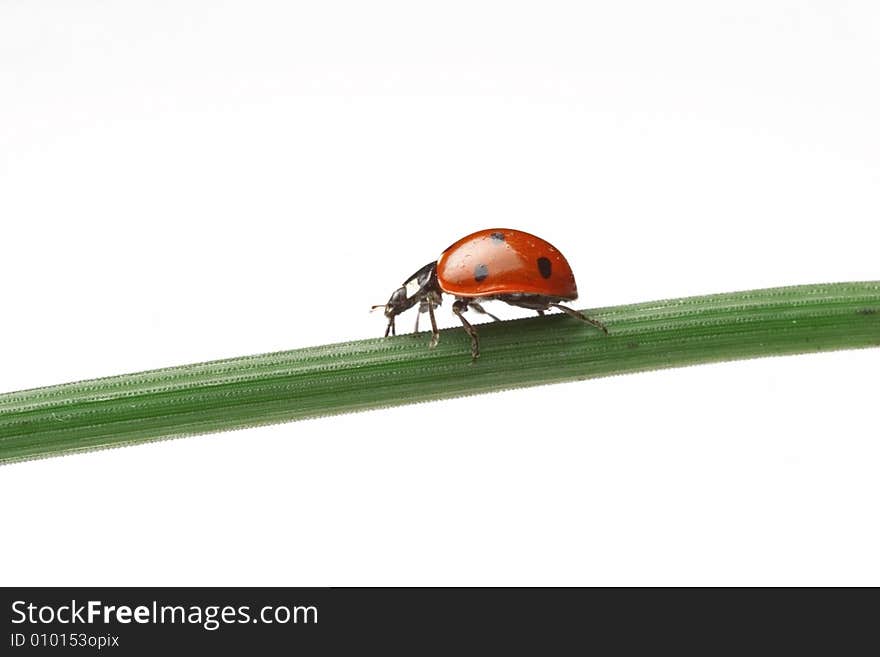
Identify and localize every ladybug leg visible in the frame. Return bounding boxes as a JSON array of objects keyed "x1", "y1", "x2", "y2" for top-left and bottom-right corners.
[
  {"x1": 452, "y1": 299, "x2": 480, "y2": 359},
  {"x1": 550, "y1": 304, "x2": 608, "y2": 335},
  {"x1": 413, "y1": 301, "x2": 440, "y2": 348},
  {"x1": 469, "y1": 302, "x2": 501, "y2": 322},
  {"x1": 537, "y1": 310, "x2": 545, "y2": 317},
  {"x1": 427, "y1": 302, "x2": 440, "y2": 348},
  {"x1": 414, "y1": 300, "x2": 428, "y2": 333},
  {"x1": 384, "y1": 315, "x2": 396, "y2": 338}
]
